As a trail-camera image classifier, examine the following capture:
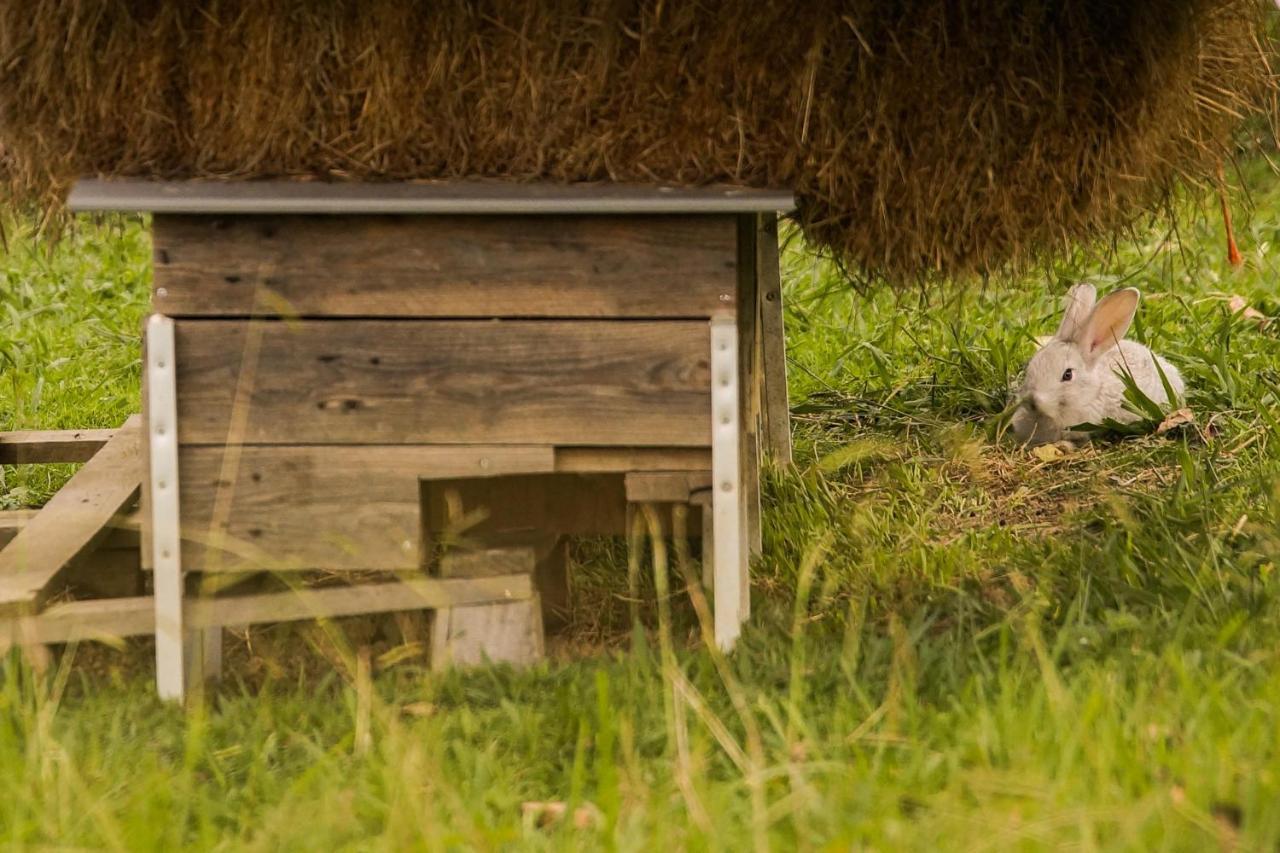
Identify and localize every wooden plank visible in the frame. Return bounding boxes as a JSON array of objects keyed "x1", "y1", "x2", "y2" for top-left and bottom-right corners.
[
  {"x1": 152, "y1": 215, "x2": 737, "y2": 318},
  {"x1": 173, "y1": 445, "x2": 555, "y2": 572},
  {"x1": 439, "y1": 547, "x2": 537, "y2": 578},
  {"x1": 737, "y1": 216, "x2": 764, "y2": 562},
  {"x1": 0, "y1": 574, "x2": 534, "y2": 647},
  {"x1": 555, "y1": 447, "x2": 710, "y2": 473},
  {"x1": 0, "y1": 418, "x2": 141, "y2": 616},
  {"x1": 199, "y1": 574, "x2": 533, "y2": 627},
  {"x1": 430, "y1": 600, "x2": 543, "y2": 669},
  {"x1": 173, "y1": 320, "x2": 711, "y2": 447},
  {"x1": 0, "y1": 429, "x2": 117, "y2": 464},
  {"x1": 624, "y1": 471, "x2": 713, "y2": 503},
  {"x1": 756, "y1": 213, "x2": 793, "y2": 465},
  {"x1": 70, "y1": 178, "x2": 795, "y2": 215},
  {"x1": 432, "y1": 547, "x2": 542, "y2": 670},
  {"x1": 0, "y1": 512, "x2": 140, "y2": 551}
]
